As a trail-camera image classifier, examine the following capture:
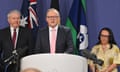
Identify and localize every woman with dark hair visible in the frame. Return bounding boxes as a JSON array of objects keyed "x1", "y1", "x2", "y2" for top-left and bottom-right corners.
[{"x1": 89, "y1": 27, "x2": 120, "y2": 72}]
